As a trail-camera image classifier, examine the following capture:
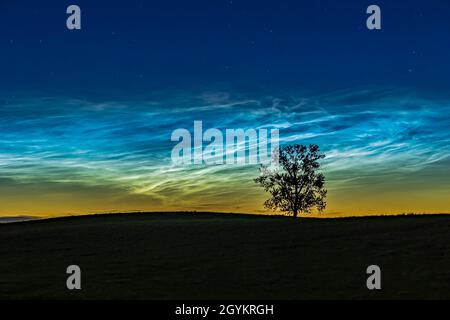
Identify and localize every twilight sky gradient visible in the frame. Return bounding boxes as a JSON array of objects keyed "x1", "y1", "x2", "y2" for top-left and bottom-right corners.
[{"x1": 1, "y1": 0, "x2": 449, "y2": 217}]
